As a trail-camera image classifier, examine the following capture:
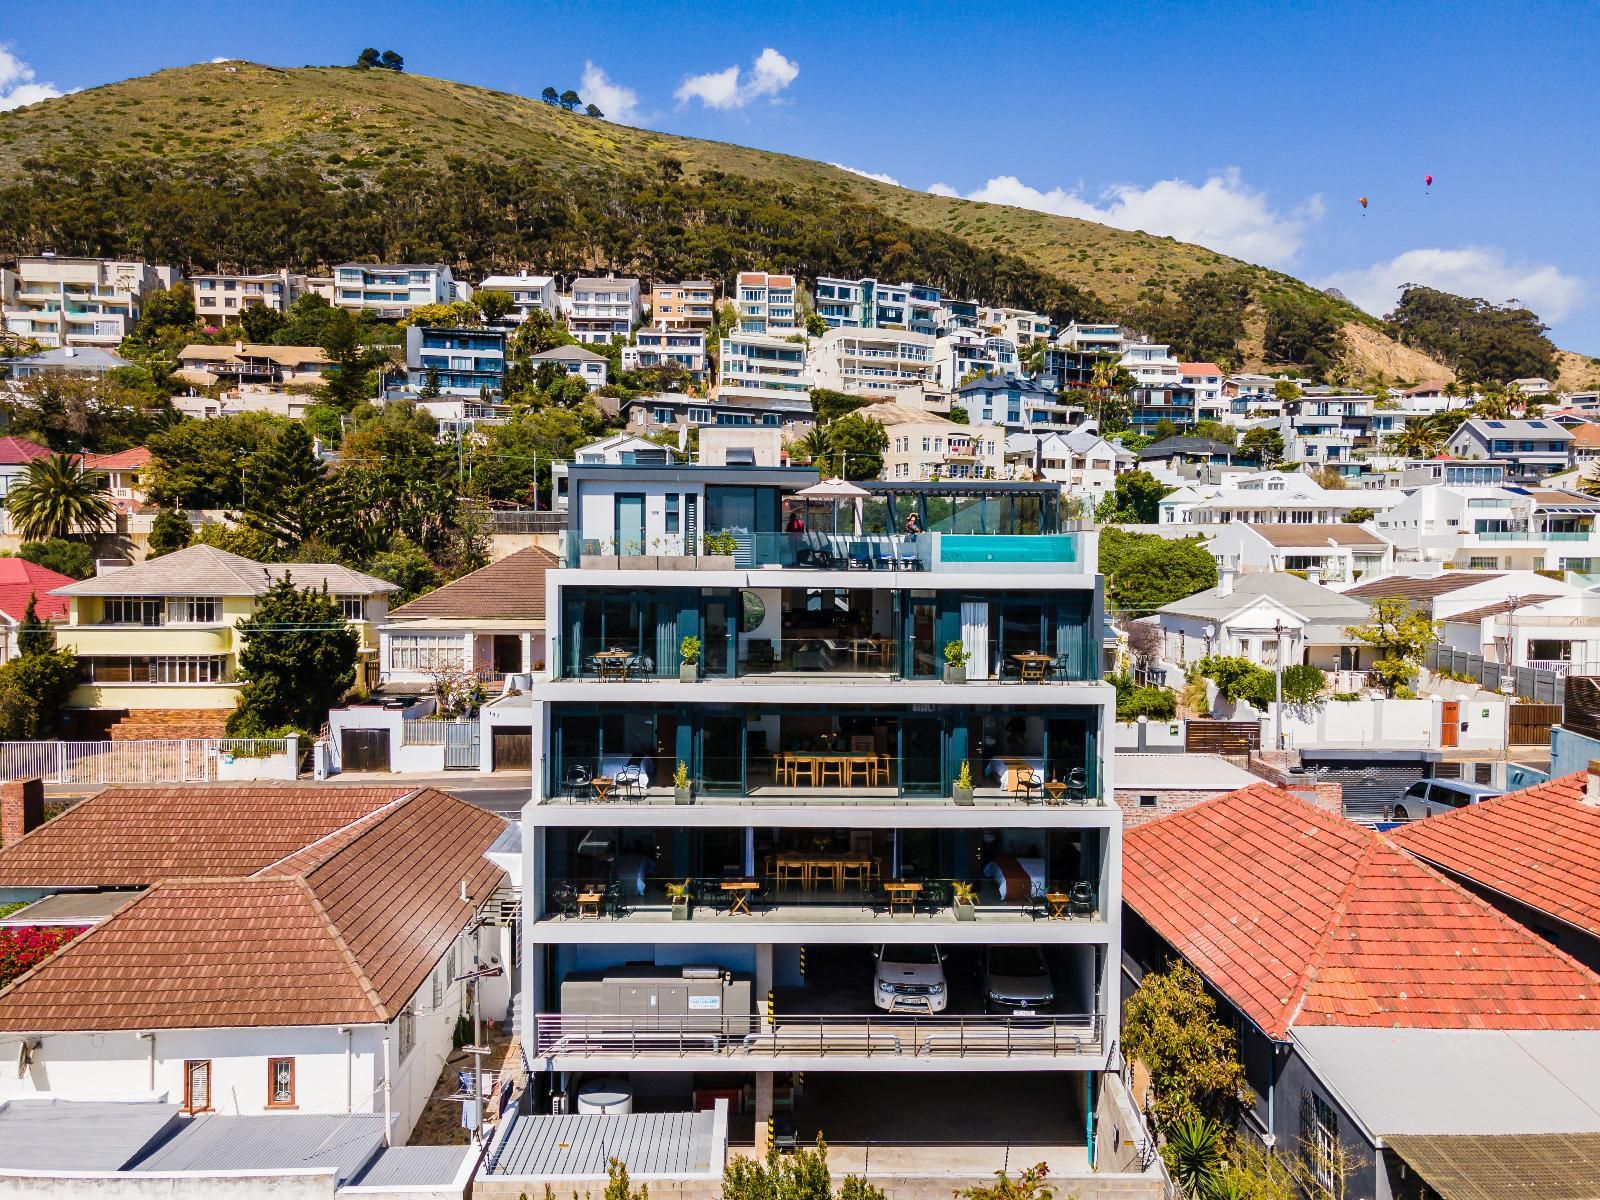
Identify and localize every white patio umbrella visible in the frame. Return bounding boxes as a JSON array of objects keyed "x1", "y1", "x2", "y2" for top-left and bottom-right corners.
[{"x1": 792, "y1": 478, "x2": 869, "y2": 534}]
